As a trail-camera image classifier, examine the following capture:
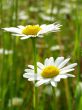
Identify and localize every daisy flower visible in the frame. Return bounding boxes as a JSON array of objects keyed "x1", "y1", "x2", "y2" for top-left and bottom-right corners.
[
  {"x1": 23, "y1": 57, "x2": 77, "y2": 87},
  {"x1": 8, "y1": 97, "x2": 23, "y2": 107},
  {"x1": 2, "y1": 23, "x2": 61, "y2": 40}
]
